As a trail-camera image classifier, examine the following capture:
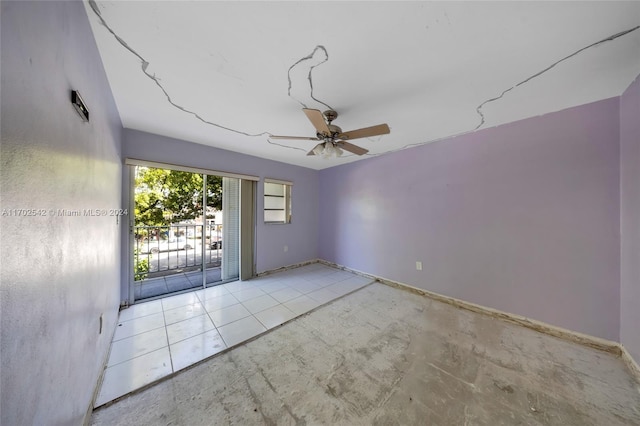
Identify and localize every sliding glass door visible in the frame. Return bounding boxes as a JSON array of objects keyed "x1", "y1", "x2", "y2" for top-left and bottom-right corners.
[{"x1": 130, "y1": 166, "x2": 239, "y2": 301}]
